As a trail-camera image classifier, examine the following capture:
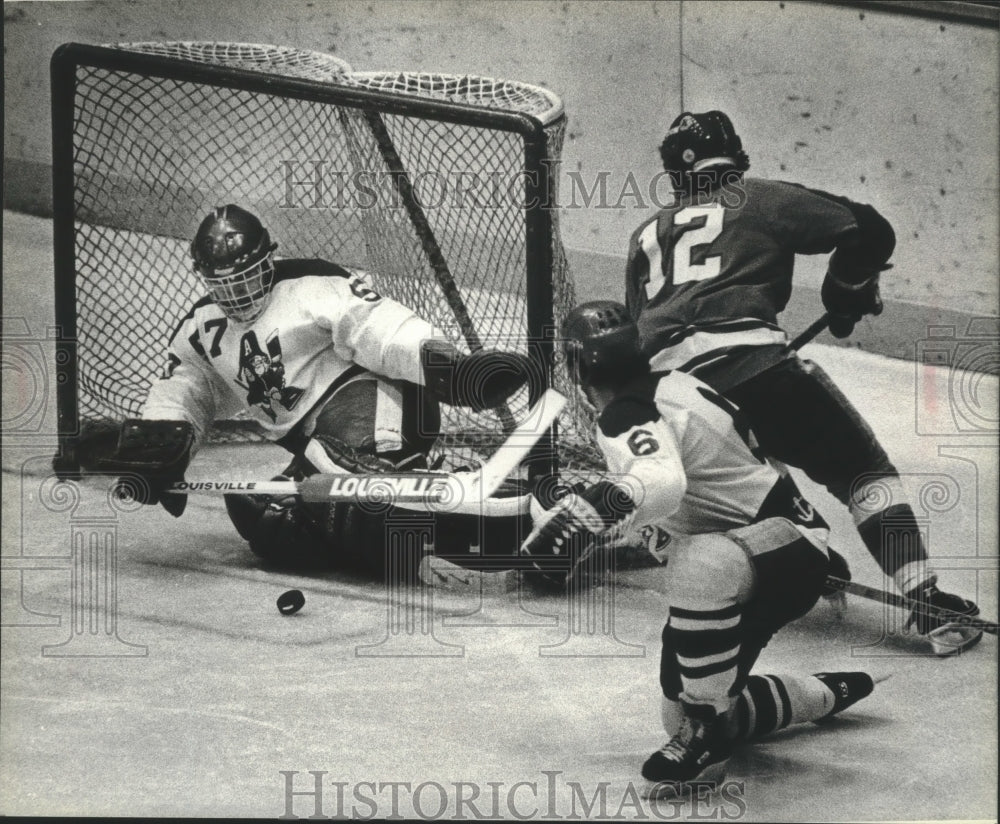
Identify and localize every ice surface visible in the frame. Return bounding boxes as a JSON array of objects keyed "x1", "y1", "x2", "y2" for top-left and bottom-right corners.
[{"x1": 2, "y1": 212, "x2": 996, "y2": 820}]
